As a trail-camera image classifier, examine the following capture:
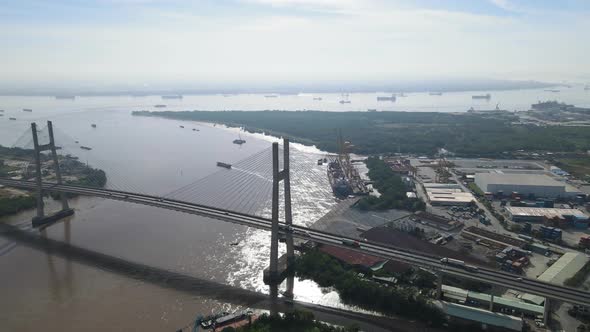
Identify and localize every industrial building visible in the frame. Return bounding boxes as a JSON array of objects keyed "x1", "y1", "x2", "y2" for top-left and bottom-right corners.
[
  {"x1": 474, "y1": 173, "x2": 581, "y2": 199},
  {"x1": 521, "y1": 252, "x2": 589, "y2": 305},
  {"x1": 443, "y1": 285, "x2": 544, "y2": 318},
  {"x1": 506, "y1": 206, "x2": 589, "y2": 223},
  {"x1": 439, "y1": 301, "x2": 524, "y2": 331},
  {"x1": 423, "y1": 183, "x2": 476, "y2": 206}
]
